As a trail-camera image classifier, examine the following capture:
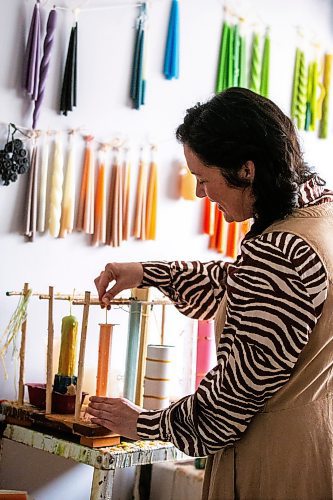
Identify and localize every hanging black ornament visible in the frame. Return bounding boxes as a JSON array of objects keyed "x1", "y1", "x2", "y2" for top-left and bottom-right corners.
[{"x1": 0, "y1": 124, "x2": 31, "y2": 186}]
